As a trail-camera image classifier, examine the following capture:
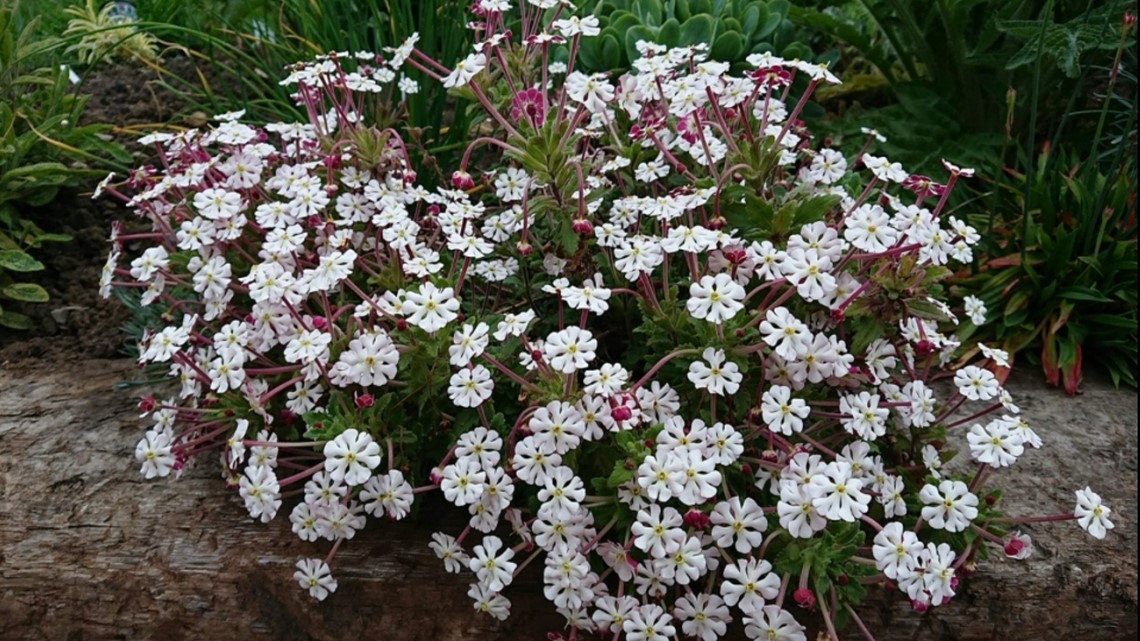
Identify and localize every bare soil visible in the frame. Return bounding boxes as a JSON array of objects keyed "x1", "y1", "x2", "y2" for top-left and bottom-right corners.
[{"x1": 0, "y1": 56, "x2": 201, "y2": 365}]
